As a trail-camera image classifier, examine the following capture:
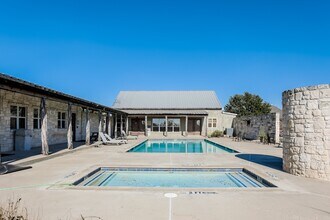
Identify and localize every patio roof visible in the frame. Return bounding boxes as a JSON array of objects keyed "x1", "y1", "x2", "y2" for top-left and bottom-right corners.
[{"x1": 0, "y1": 73, "x2": 124, "y2": 114}]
